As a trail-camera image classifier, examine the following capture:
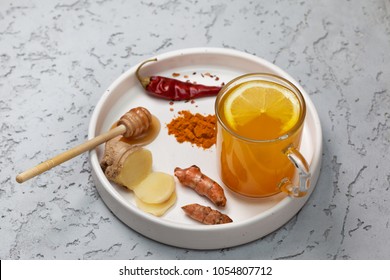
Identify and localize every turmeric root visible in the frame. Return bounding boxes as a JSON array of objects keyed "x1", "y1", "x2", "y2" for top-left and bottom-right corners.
[
  {"x1": 100, "y1": 136, "x2": 152, "y2": 189},
  {"x1": 174, "y1": 165, "x2": 227, "y2": 207},
  {"x1": 182, "y1": 203, "x2": 232, "y2": 225}
]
